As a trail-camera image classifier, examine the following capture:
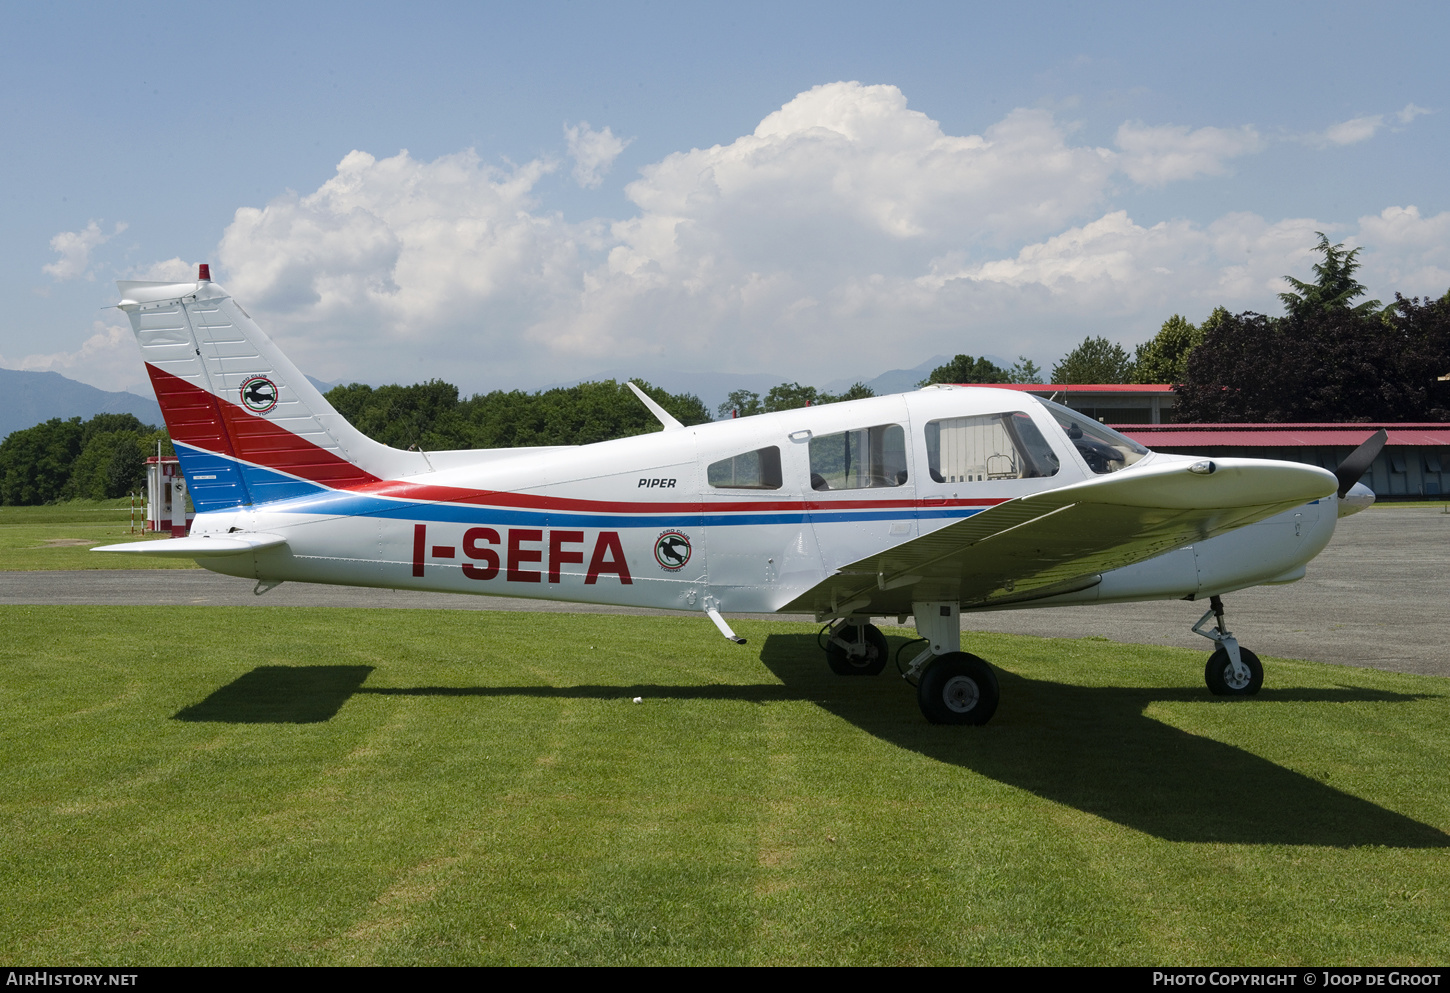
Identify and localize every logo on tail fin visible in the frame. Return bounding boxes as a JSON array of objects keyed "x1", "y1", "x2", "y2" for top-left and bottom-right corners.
[{"x1": 240, "y1": 376, "x2": 279, "y2": 413}]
